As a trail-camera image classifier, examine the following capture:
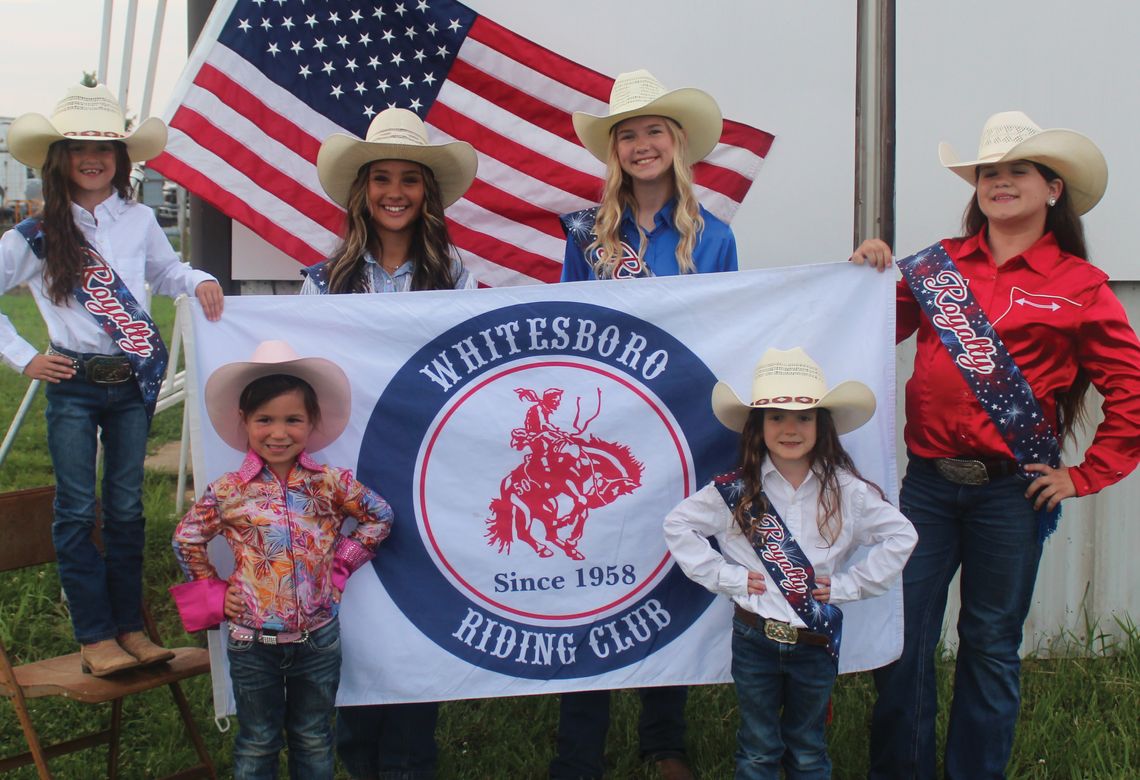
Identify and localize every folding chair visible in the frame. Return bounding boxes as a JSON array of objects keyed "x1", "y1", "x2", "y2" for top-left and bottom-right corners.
[{"x1": 0, "y1": 486, "x2": 216, "y2": 779}]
